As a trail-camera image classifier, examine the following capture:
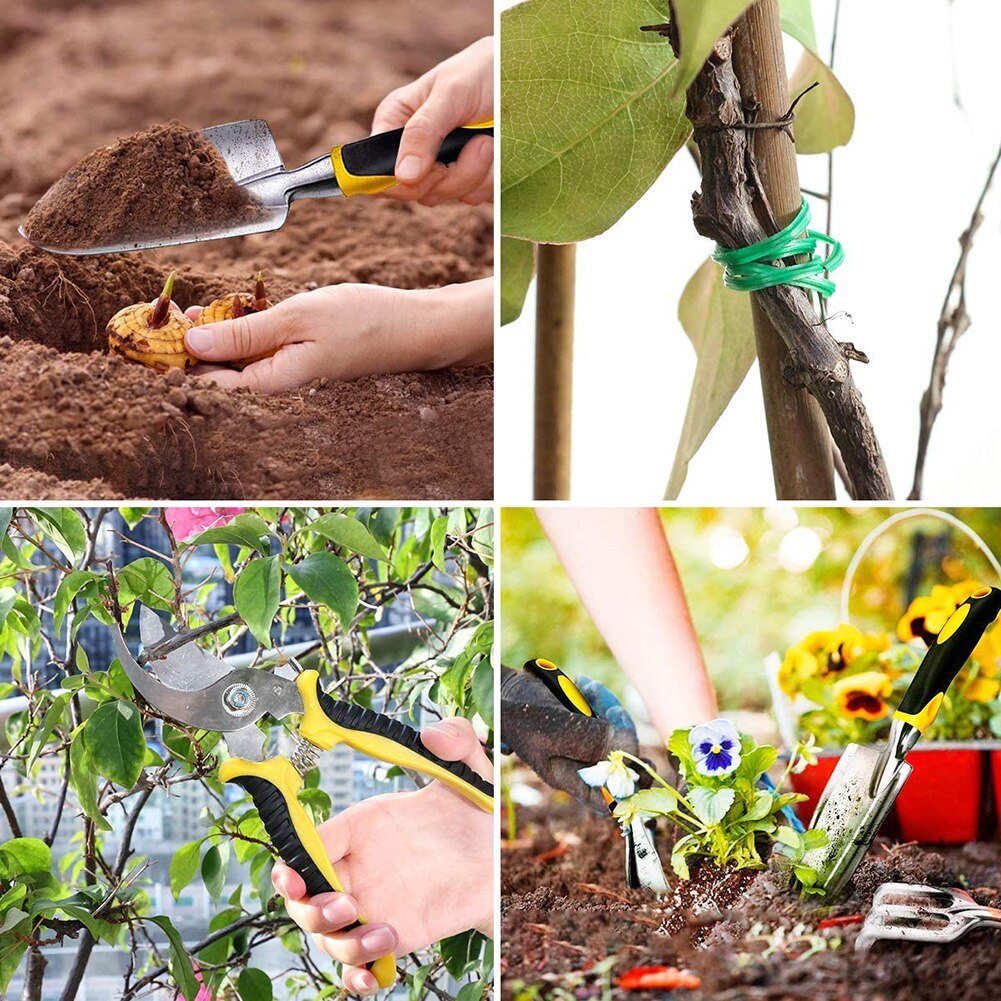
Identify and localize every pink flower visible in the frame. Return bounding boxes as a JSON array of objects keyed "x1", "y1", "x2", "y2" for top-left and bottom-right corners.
[{"x1": 164, "y1": 507, "x2": 245, "y2": 542}]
